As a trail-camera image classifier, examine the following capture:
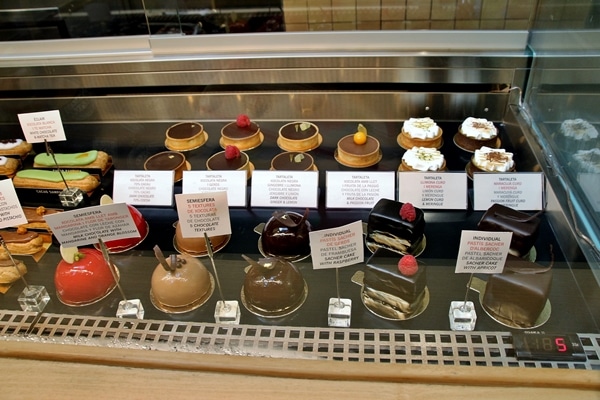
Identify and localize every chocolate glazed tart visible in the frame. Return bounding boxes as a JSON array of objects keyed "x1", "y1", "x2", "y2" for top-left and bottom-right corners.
[
  {"x1": 144, "y1": 151, "x2": 187, "y2": 181},
  {"x1": 206, "y1": 151, "x2": 253, "y2": 179},
  {"x1": 278, "y1": 122, "x2": 322, "y2": 152},
  {"x1": 270, "y1": 152, "x2": 316, "y2": 171},
  {"x1": 165, "y1": 122, "x2": 208, "y2": 151},
  {"x1": 220, "y1": 121, "x2": 263, "y2": 150}
]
